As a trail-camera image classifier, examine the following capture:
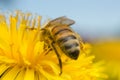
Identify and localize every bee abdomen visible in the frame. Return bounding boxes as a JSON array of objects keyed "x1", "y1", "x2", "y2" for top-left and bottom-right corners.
[
  {"x1": 63, "y1": 40, "x2": 79, "y2": 50},
  {"x1": 52, "y1": 26, "x2": 80, "y2": 60},
  {"x1": 67, "y1": 47, "x2": 80, "y2": 60},
  {"x1": 58, "y1": 35, "x2": 80, "y2": 60},
  {"x1": 57, "y1": 35, "x2": 76, "y2": 44}
]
